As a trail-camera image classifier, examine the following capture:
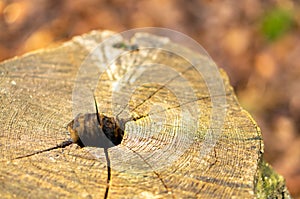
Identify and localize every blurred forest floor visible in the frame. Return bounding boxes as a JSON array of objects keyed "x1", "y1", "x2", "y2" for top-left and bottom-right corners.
[{"x1": 0, "y1": 0, "x2": 299, "y2": 197}]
